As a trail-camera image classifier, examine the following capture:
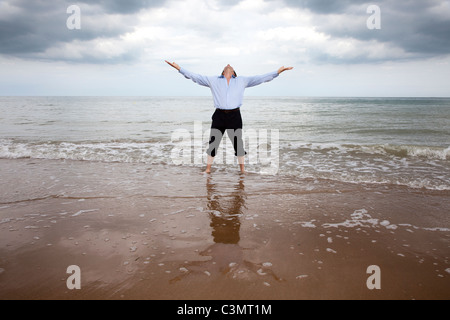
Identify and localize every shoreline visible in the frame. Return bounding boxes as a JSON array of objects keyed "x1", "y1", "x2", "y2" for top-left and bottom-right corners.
[{"x1": 0, "y1": 158, "x2": 449, "y2": 300}]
